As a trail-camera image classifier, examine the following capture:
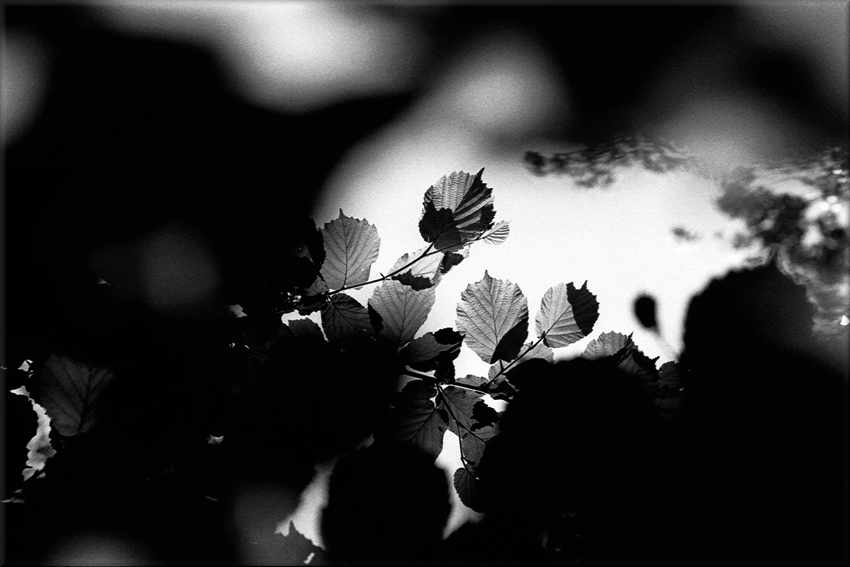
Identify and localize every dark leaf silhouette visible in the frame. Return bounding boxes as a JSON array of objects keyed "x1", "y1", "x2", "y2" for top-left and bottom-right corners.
[
  {"x1": 34, "y1": 352, "x2": 115, "y2": 437},
  {"x1": 419, "y1": 169, "x2": 496, "y2": 251},
  {"x1": 471, "y1": 400, "x2": 499, "y2": 430},
  {"x1": 536, "y1": 281, "x2": 599, "y2": 347},
  {"x1": 634, "y1": 293, "x2": 659, "y2": 330},
  {"x1": 321, "y1": 293, "x2": 373, "y2": 342},
  {"x1": 399, "y1": 329, "x2": 463, "y2": 371},
  {"x1": 440, "y1": 248, "x2": 469, "y2": 274},
  {"x1": 369, "y1": 280, "x2": 436, "y2": 347},
  {"x1": 656, "y1": 361, "x2": 683, "y2": 417},
  {"x1": 457, "y1": 271, "x2": 528, "y2": 364},
  {"x1": 273, "y1": 521, "x2": 326, "y2": 565},
  {"x1": 461, "y1": 424, "x2": 498, "y2": 467},
  {"x1": 453, "y1": 467, "x2": 486, "y2": 513},
  {"x1": 285, "y1": 318, "x2": 324, "y2": 340},
  {"x1": 390, "y1": 380, "x2": 449, "y2": 458},
  {"x1": 320, "y1": 210, "x2": 380, "y2": 290}
]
